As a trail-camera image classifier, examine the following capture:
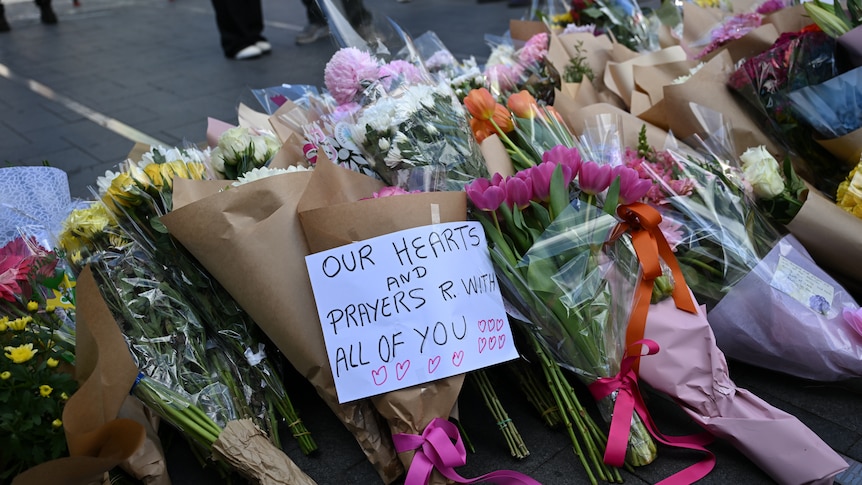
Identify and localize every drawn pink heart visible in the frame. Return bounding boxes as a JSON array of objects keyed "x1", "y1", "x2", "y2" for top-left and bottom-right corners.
[
  {"x1": 428, "y1": 355, "x2": 441, "y2": 374},
  {"x1": 489, "y1": 335, "x2": 497, "y2": 350},
  {"x1": 487, "y1": 317, "x2": 497, "y2": 332},
  {"x1": 372, "y1": 366, "x2": 388, "y2": 386},
  {"x1": 478, "y1": 337, "x2": 487, "y2": 353},
  {"x1": 396, "y1": 360, "x2": 410, "y2": 381},
  {"x1": 452, "y1": 350, "x2": 464, "y2": 367},
  {"x1": 495, "y1": 318, "x2": 505, "y2": 331},
  {"x1": 478, "y1": 319, "x2": 487, "y2": 332},
  {"x1": 499, "y1": 334, "x2": 506, "y2": 348}
]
